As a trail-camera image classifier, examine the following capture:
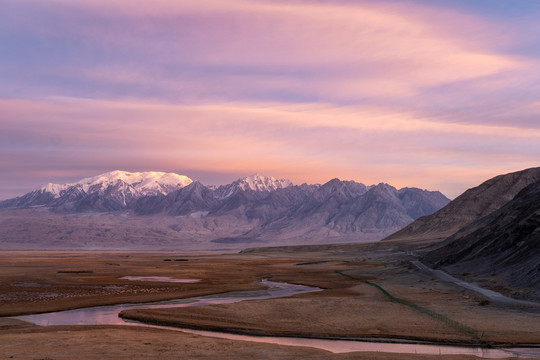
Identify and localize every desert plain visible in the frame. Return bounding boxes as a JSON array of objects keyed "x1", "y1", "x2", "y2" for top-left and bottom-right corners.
[{"x1": 1, "y1": 241, "x2": 539, "y2": 359}]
